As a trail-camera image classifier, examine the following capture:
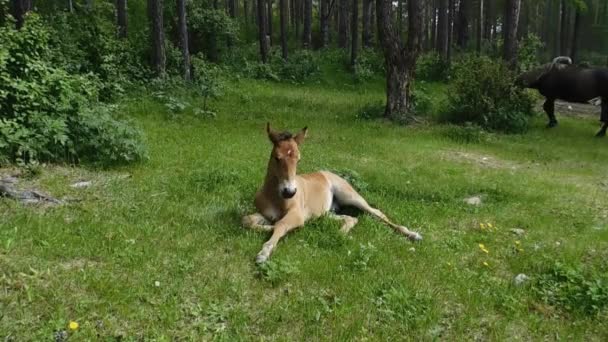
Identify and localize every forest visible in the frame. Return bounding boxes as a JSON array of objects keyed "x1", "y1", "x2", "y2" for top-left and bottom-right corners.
[{"x1": 1, "y1": 0, "x2": 608, "y2": 340}]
